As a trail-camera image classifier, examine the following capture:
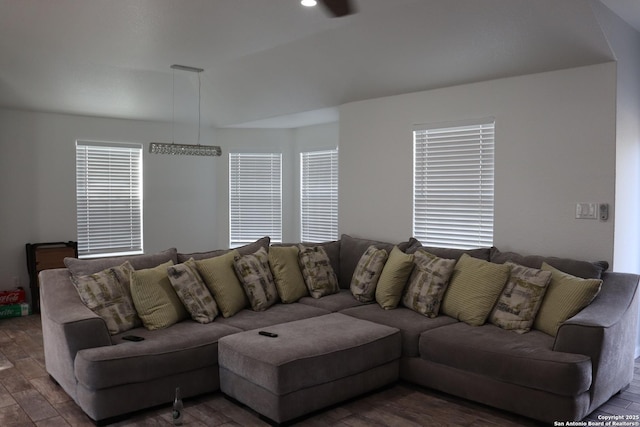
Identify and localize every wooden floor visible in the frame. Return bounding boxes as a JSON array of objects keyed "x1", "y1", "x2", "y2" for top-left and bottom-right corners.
[{"x1": 1, "y1": 314, "x2": 638, "y2": 427}]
